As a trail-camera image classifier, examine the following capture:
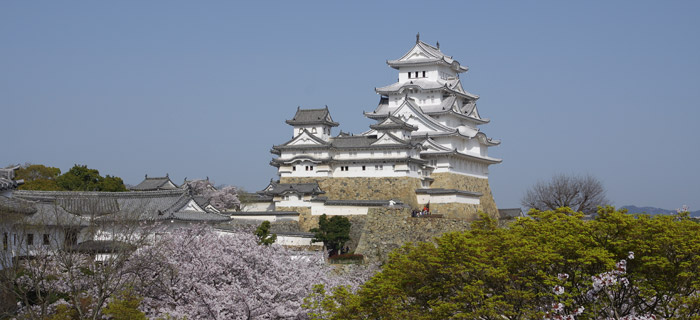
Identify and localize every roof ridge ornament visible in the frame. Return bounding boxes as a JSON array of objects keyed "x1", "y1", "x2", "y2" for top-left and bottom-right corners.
[
  {"x1": 416, "y1": 32, "x2": 420, "y2": 44},
  {"x1": 436, "y1": 41, "x2": 440, "y2": 49}
]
